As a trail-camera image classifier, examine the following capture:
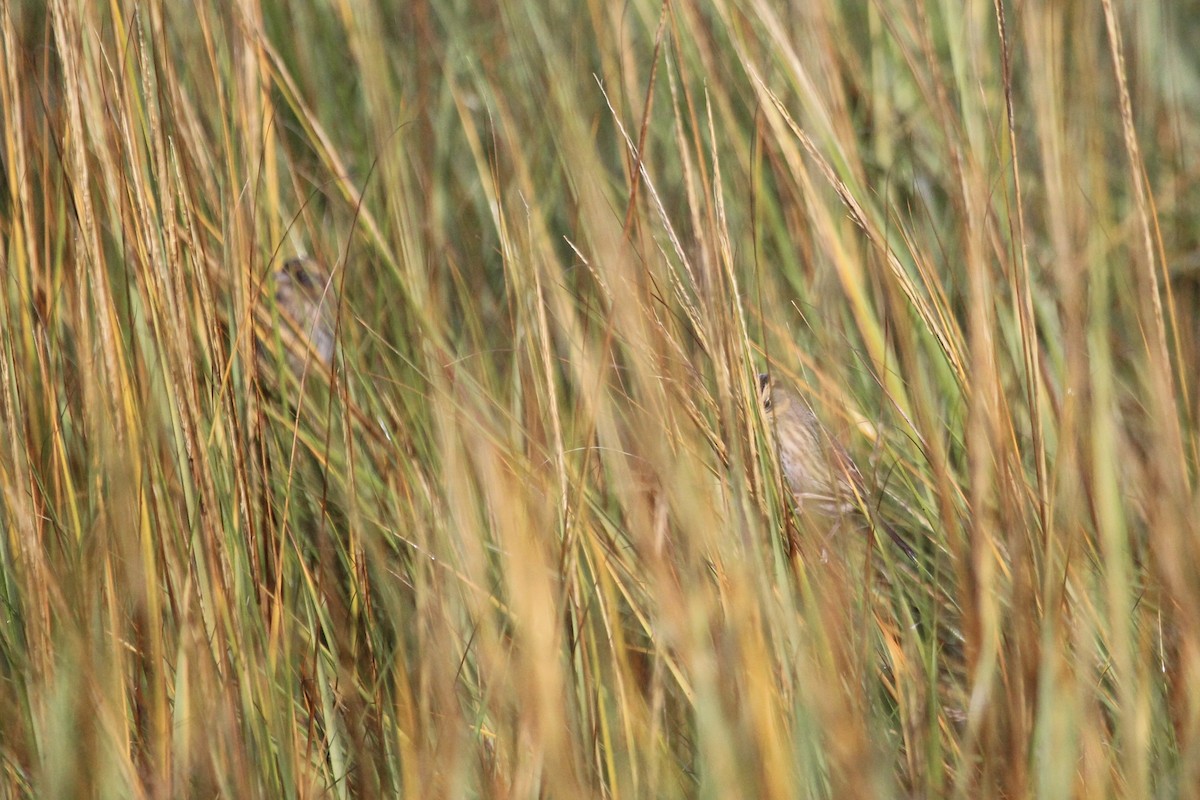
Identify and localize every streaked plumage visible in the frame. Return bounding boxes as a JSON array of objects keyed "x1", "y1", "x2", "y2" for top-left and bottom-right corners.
[
  {"x1": 262, "y1": 256, "x2": 336, "y2": 378},
  {"x1": 758, "y1": 373, "x2": 915, "y2": 561}
]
